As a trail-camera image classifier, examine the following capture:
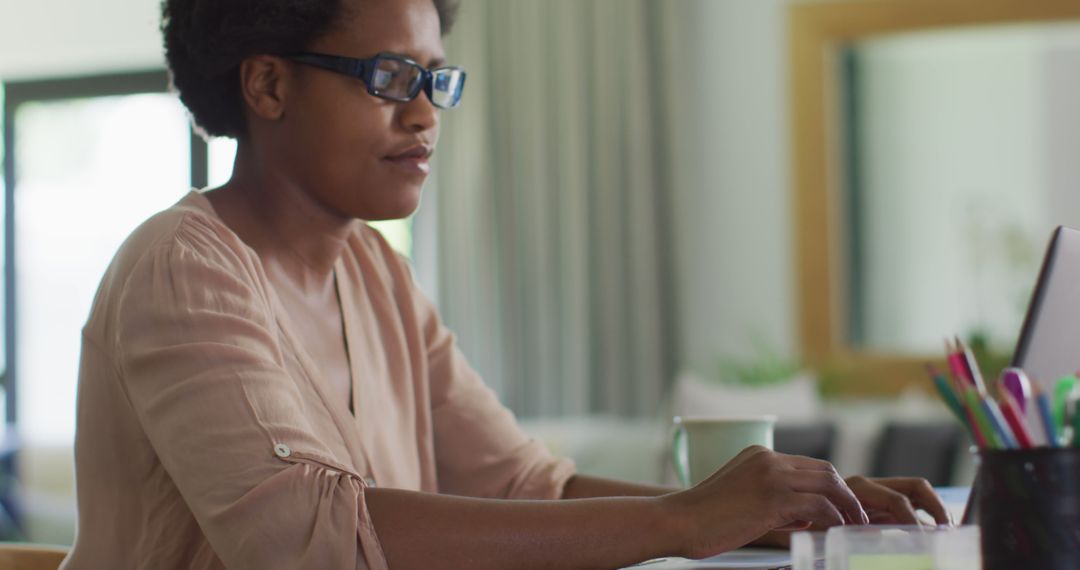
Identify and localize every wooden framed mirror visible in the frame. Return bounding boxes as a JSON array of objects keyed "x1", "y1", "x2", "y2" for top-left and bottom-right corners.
[{"x1": 789, "y1": 0, "x2": 1080, "y2": 395}]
